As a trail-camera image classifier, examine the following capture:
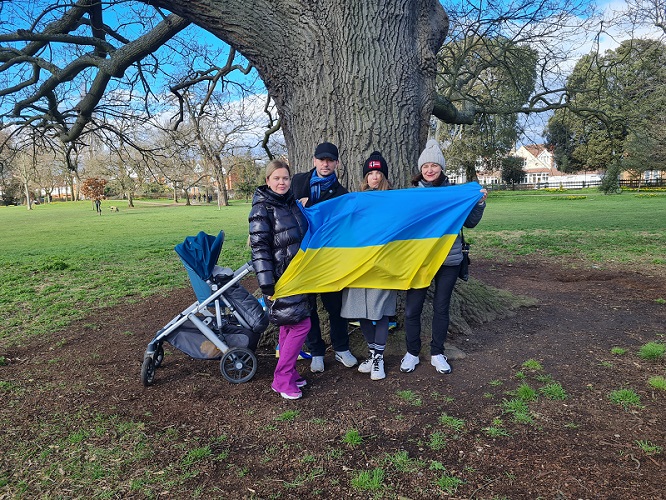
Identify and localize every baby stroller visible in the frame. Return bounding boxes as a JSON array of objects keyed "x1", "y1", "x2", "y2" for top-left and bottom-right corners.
[{"x1": 141, "y1": 231, "x2": 269, "y2": 386}]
